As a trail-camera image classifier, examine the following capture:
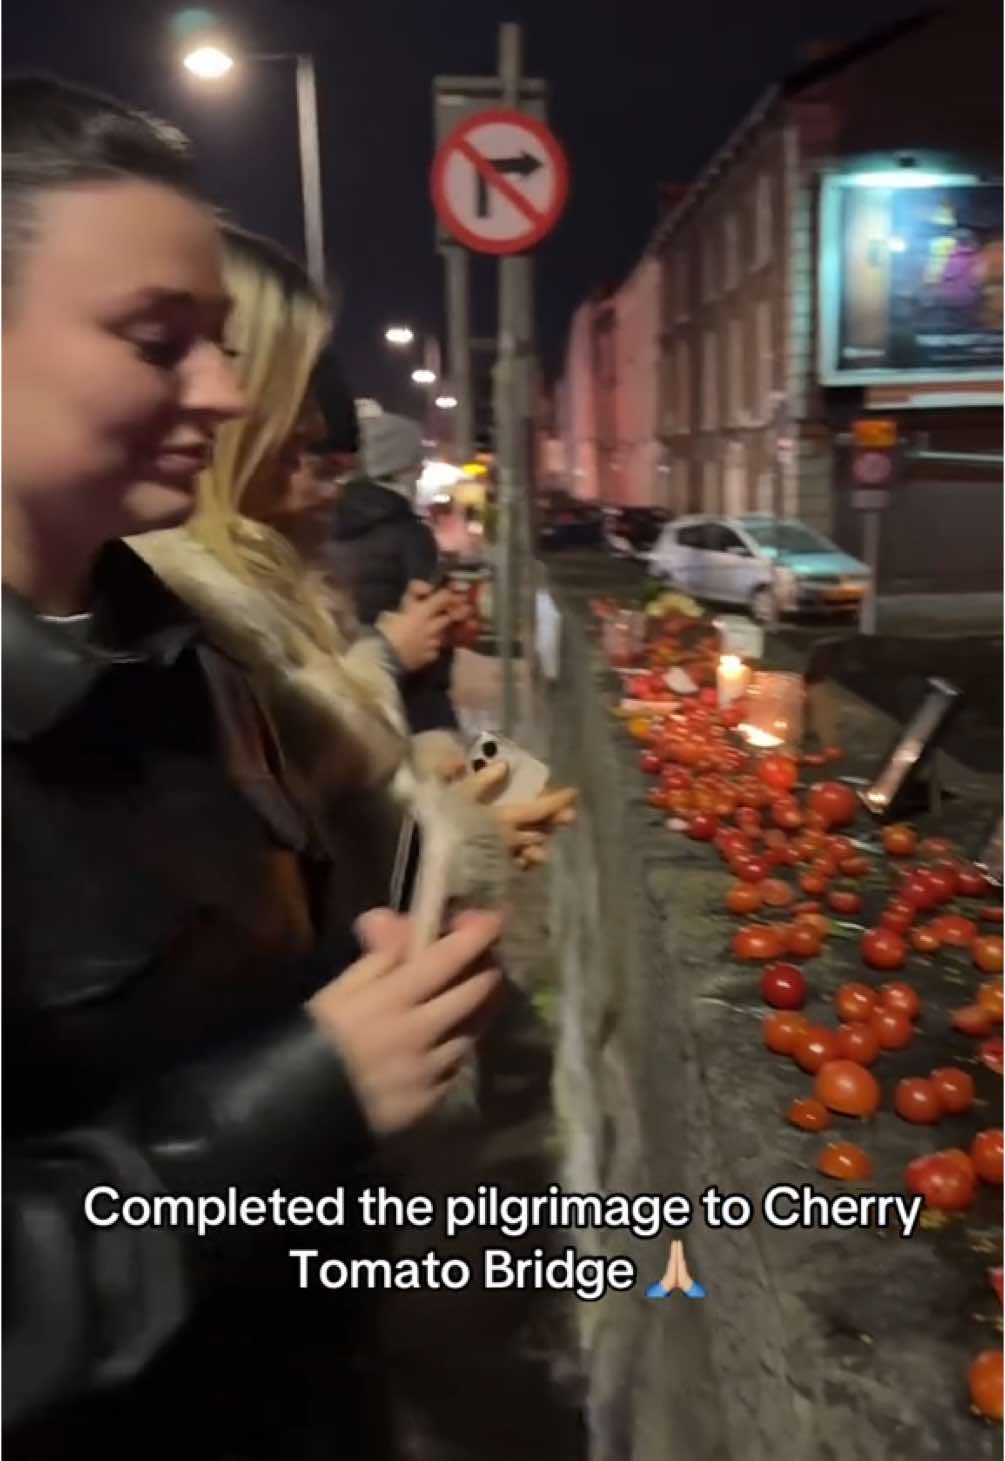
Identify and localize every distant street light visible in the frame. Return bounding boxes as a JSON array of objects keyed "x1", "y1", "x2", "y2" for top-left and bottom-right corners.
[
  {"x1": 182, "y1": 45, "x2": 234, "y2": 79},
  {"x1": 435, "y1": 394, "x2": 459, "y2": 410},
  {"x1": 385, "y1": 326, "x2": 415, "y2": 347},
  {"x1": 181, "y1": 41, "x2": 325, "y2": 287},
  {"x1": 412, "y1": 368, "x2": 437, "y2": 386}
]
